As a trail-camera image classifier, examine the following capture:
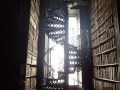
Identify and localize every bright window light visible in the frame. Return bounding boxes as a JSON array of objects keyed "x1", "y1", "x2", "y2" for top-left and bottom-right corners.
[
  {"x1": 49, "y1": 39, "x2": 64, "y2": 79},
  {"x1": 68, "y1": 16, "x2": 78, "y2": 85}
]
